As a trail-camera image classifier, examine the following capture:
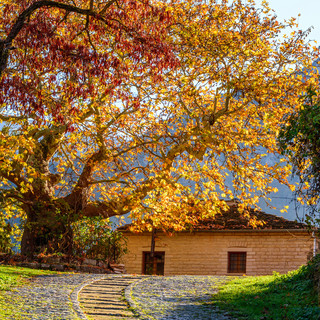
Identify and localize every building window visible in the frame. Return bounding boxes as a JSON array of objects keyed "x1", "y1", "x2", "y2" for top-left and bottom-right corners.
[
  {"x1": 142, "y1": 251, "x2": 165, "y2": 275},
  {"x1": 228, "y1": 252, "x2": 246, "y2": 273}
]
